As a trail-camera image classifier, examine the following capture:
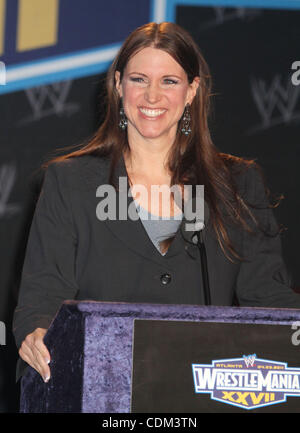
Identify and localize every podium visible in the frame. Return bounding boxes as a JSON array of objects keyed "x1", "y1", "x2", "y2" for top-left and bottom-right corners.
[{"x1": 20, "y1": 301, "x2": 300, "y2": 413}]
